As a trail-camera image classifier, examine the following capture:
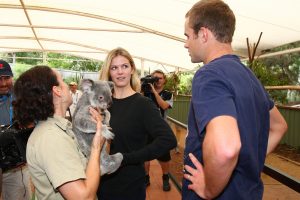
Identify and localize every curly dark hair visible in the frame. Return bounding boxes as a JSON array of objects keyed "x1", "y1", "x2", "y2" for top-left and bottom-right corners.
[{"x1": 13, "y1": 66, "x2": 59, "y2": 127}]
